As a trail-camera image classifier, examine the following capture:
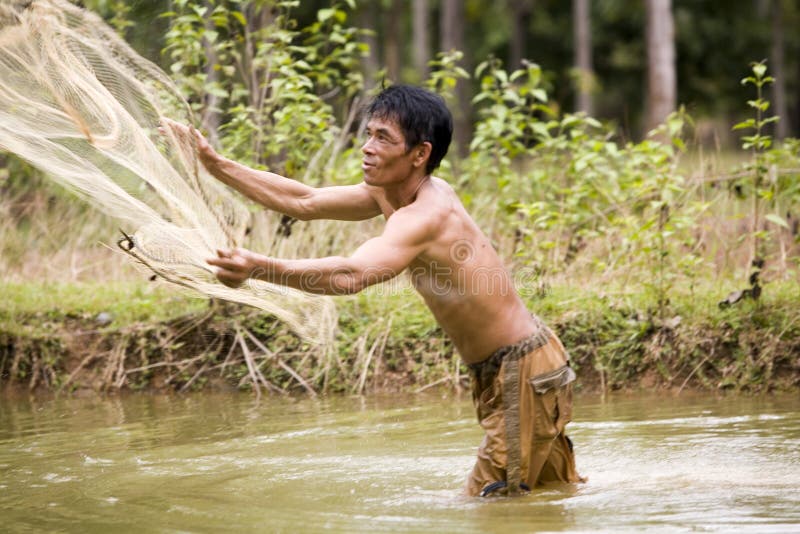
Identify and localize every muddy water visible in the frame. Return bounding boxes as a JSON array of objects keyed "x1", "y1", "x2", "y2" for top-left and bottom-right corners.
[{"x1": 1, "y1": 391, "x2": 798, "y2": 532}]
